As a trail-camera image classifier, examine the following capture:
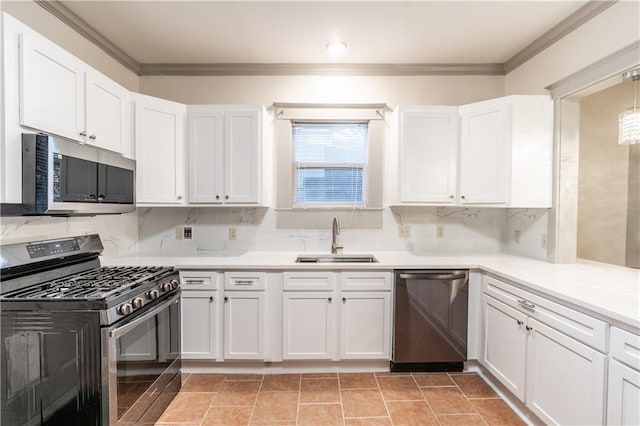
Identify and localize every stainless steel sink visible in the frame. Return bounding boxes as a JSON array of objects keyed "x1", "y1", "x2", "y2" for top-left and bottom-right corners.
[{"x1": 295, "y1": 254, "x2": 379, "y2": 263}]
